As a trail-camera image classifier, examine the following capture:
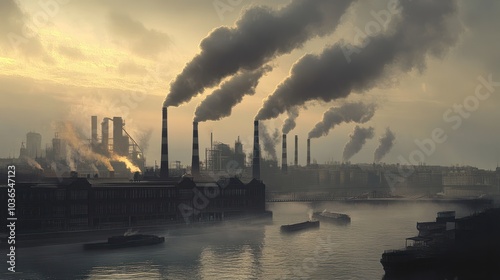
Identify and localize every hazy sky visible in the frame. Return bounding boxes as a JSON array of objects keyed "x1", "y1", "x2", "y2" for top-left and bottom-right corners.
[{"x1": 1, "y1": 0, "x2": 499, "y2": 170}]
